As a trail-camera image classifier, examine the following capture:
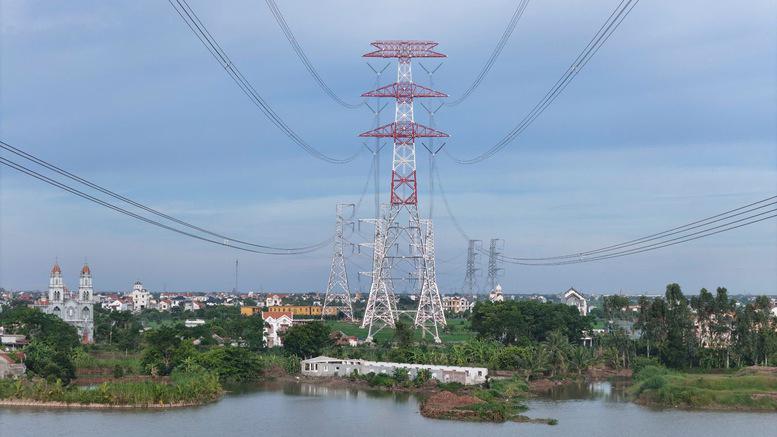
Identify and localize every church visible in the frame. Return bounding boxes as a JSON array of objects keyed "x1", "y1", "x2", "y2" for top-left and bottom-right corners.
[{"x1": 41, "y1": 262, "x2": 95, "y2": 343}]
